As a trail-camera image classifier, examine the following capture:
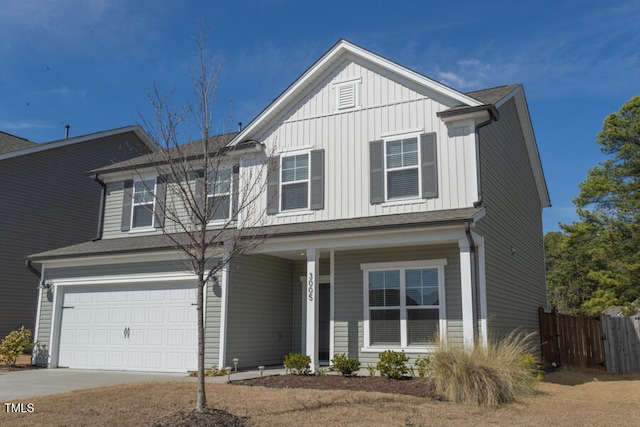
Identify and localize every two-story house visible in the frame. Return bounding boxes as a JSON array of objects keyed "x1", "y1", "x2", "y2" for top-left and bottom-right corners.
[
  {"x1": 0, "y1": 126, "x2": 156, "y2": 340},
  {"x1": 28, "y1": 40, "x2": 549, "y2": 373}
]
